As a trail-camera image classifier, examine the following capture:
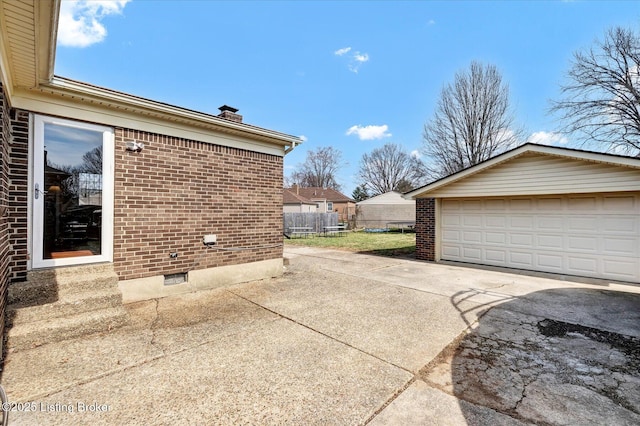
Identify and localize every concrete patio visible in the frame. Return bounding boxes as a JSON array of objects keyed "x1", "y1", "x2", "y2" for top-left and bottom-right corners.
[{"x1": 1, "y1": 246, "x2": 639, "y2": 425}]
